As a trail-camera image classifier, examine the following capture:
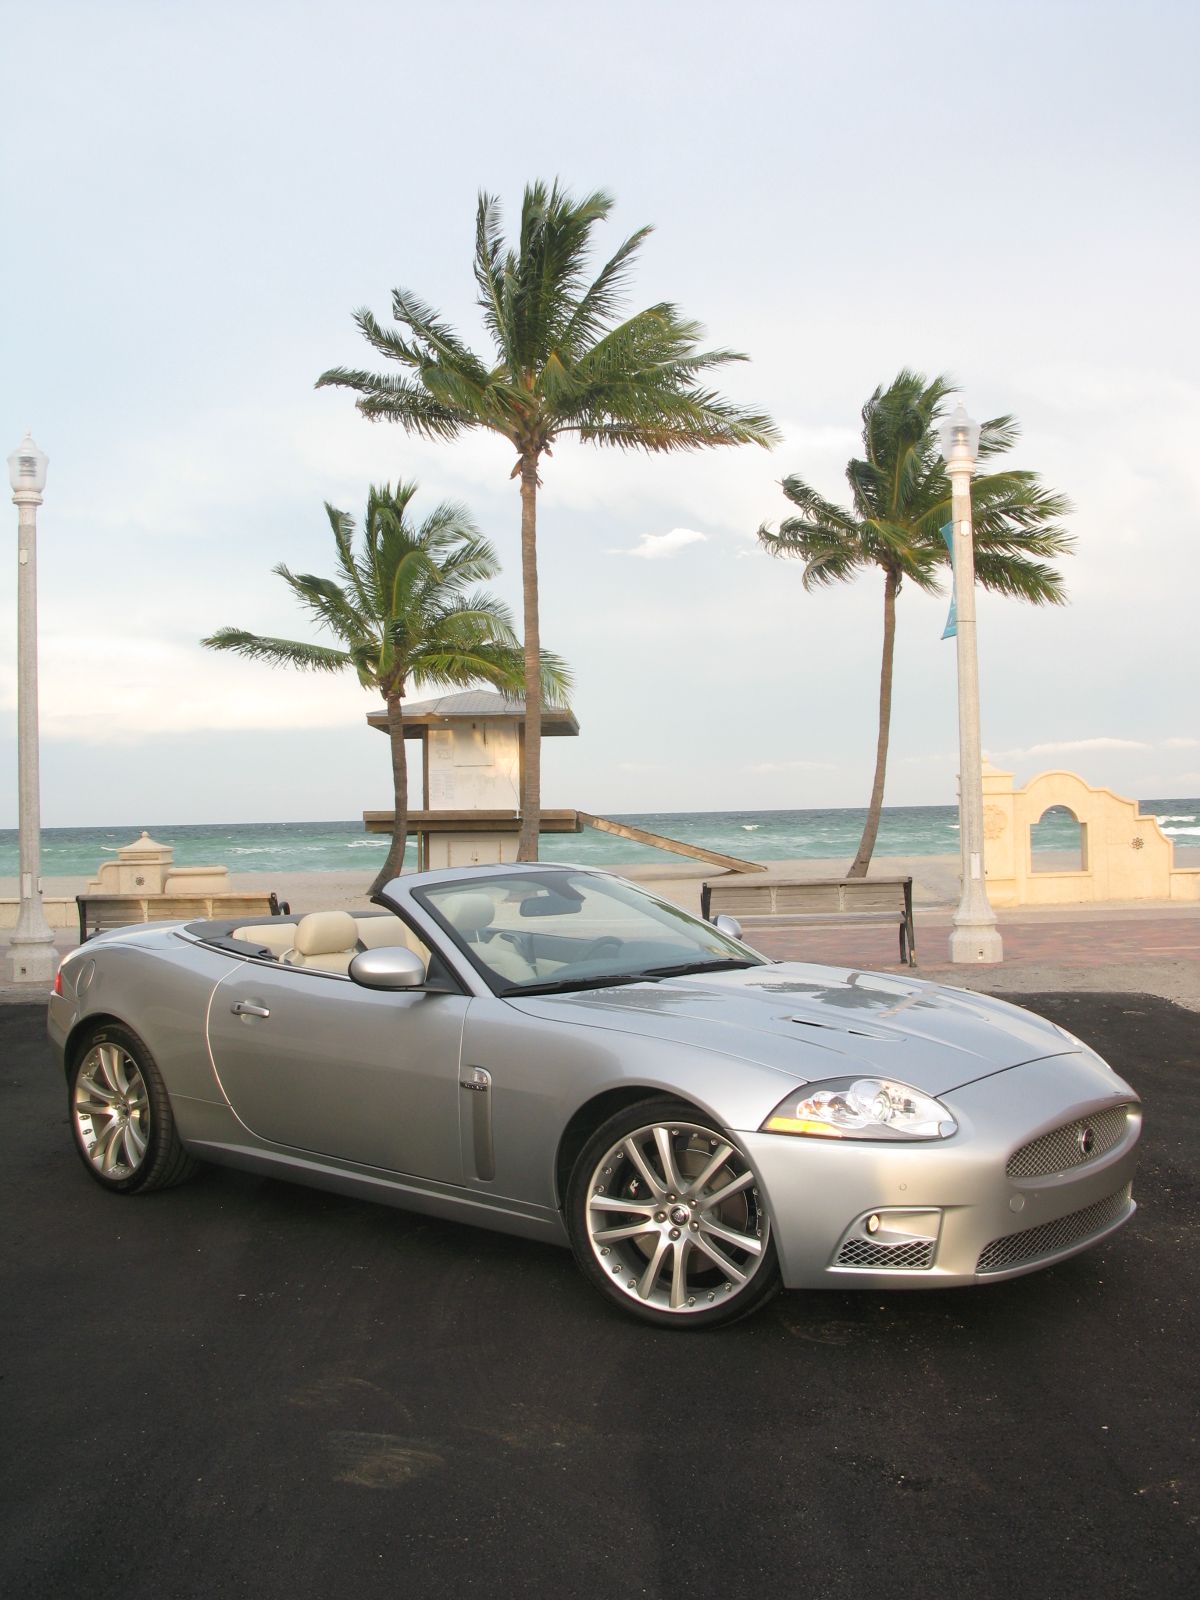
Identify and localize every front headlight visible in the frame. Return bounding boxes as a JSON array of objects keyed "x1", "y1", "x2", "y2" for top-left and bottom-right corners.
[{"x1": 761, "y1": 1077, "x2": 957, "y2": 1141}]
